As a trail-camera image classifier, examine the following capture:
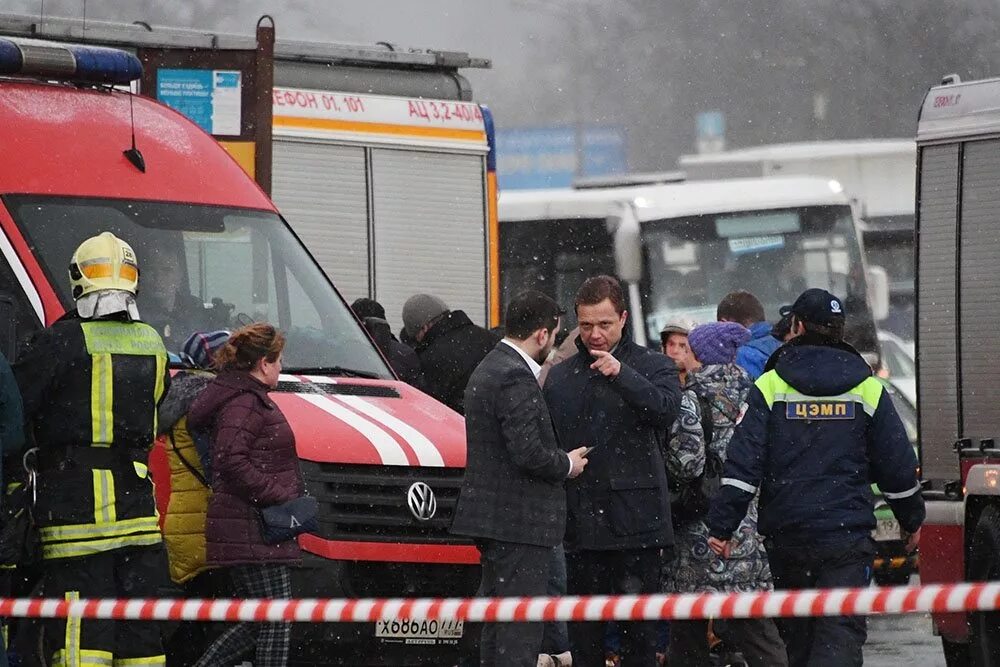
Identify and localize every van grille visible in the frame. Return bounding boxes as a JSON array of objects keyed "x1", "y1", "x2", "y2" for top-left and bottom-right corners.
[{"x1": 300, "y1": 462, "x2": 469, "y2": 544}]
